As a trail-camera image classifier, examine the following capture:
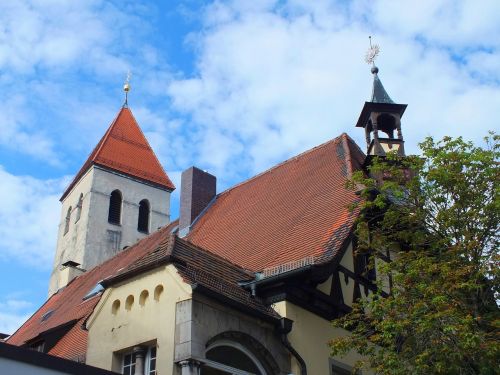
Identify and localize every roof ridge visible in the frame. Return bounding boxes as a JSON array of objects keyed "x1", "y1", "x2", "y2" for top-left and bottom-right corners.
[
  {"x1": 218, "y1": 134, "x2": 345, "y2": 197},
  {"x1": 90, "y1": 108, "x2": 122, "y2": 164},
  {"x1": 124, "y1": 108, "x2": 173, "y2": 187},
  {"x1": 59, "y1": 110, "x2": 121, "y2": 201},
  {"x1": 343, "y1": 132, "x2": 366, "y2": 158},
  {"x1": 341, "y1": 133, "x2": 366, "y2": 175}
]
